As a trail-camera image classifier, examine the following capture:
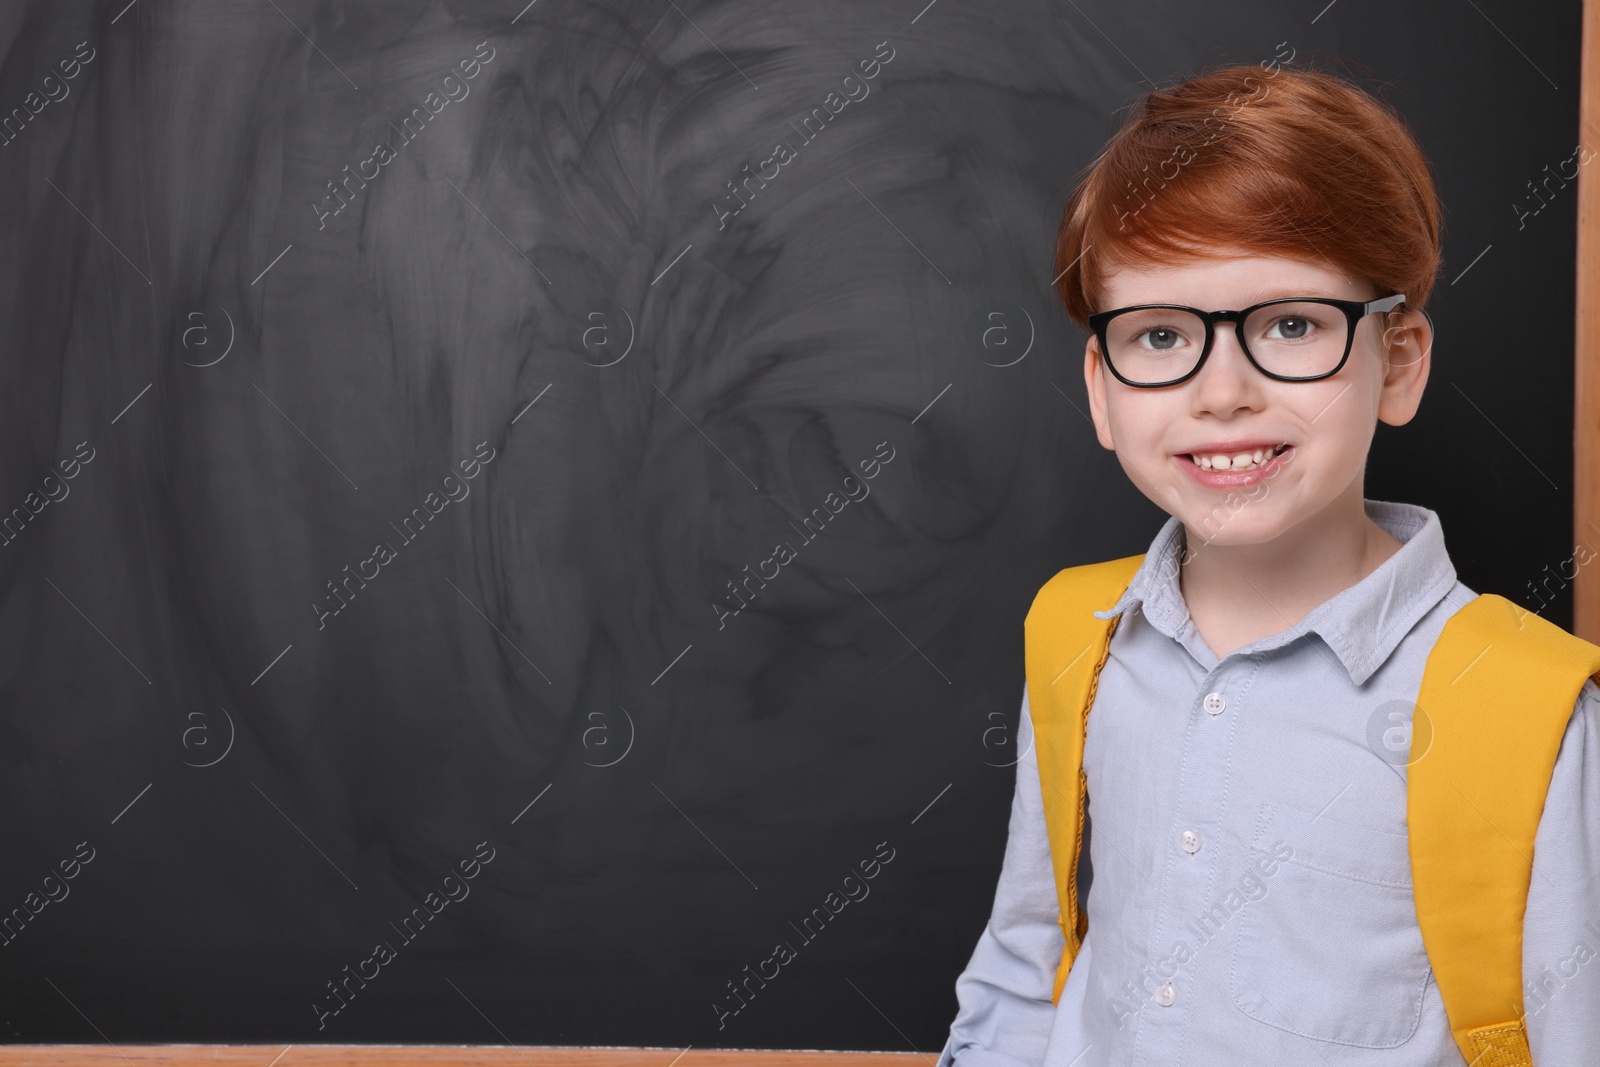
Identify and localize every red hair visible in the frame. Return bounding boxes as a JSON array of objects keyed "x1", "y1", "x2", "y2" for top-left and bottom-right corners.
[{"x1": 1053, "y1": 62, "x2": 1443, "y2": 329}]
